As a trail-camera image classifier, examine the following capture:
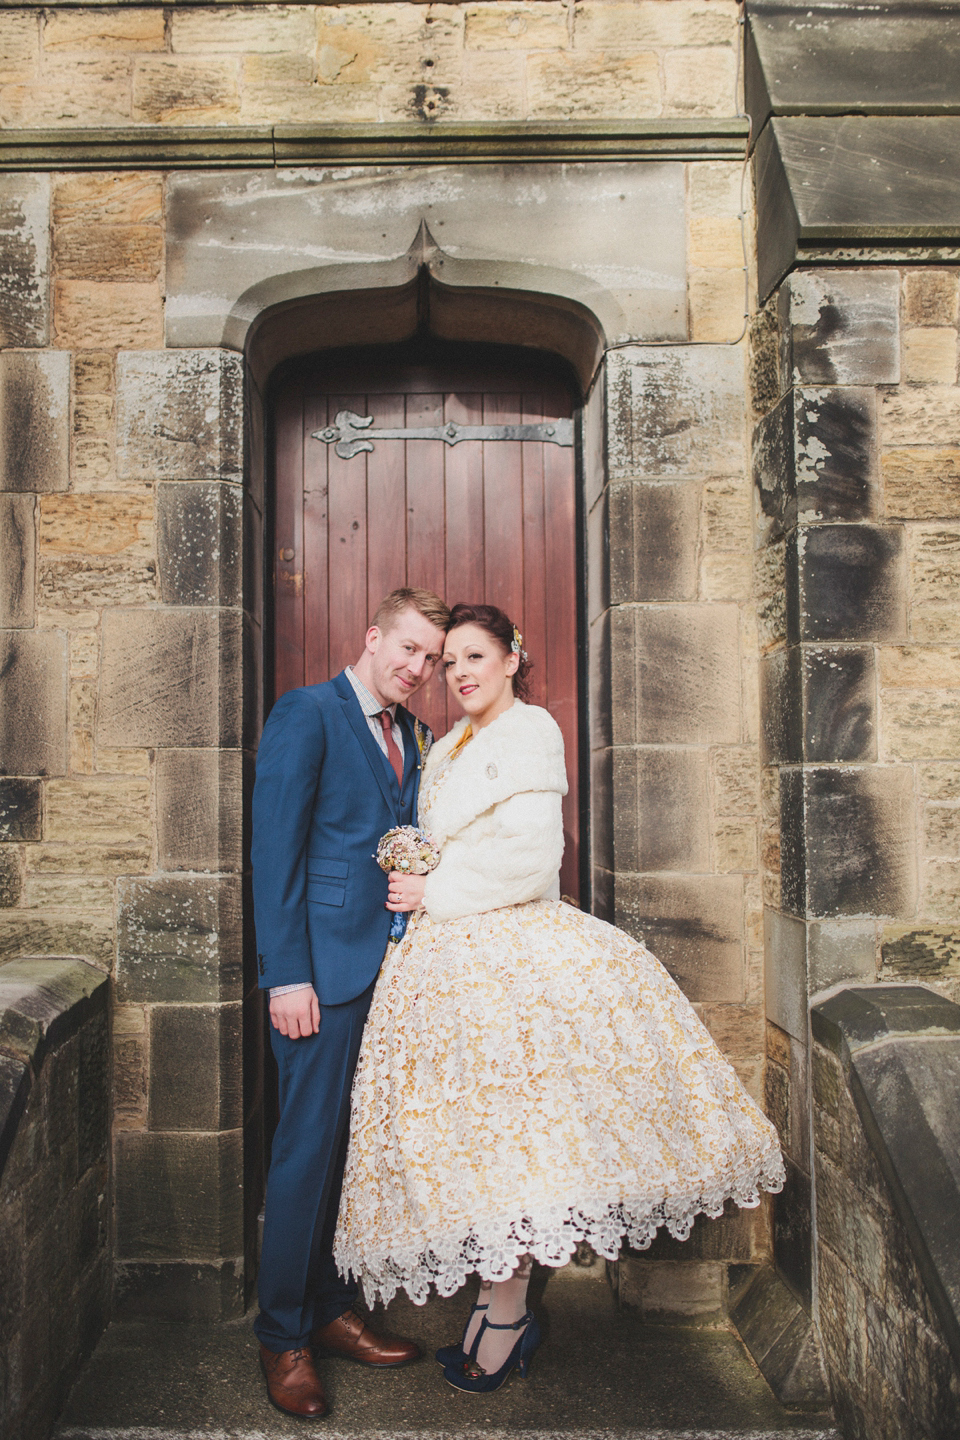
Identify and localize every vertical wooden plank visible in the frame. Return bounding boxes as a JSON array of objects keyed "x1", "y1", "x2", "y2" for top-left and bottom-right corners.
[
  {"x1": 520, "y1": 393, "x2": 547, "y2": 711},
  {"x1": 442, "y1": 390, "x2": 484, "y2": 733},
  {"x1": 543, "y1": 384, "x2": 579, "y2": 901},
  {"x1": 302, "y1": 393, "x2": 330, "y2": 687},
  {"x1": 327, "y1": 393, "x2": 369, "y2": 678},
  {"x1": 366, "y1": 392, "x2": 407, "y2": 618},
  {"x1": 482, "y1": 392, "x2": 524, "y2": 621},
  {"x1": 274, "y1": 386, "x2": 304, "y2": 698},
  {"x1": 405, "y1": 392, "x2": 448, "y2": 741}
]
